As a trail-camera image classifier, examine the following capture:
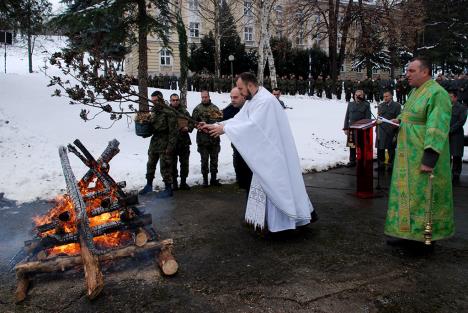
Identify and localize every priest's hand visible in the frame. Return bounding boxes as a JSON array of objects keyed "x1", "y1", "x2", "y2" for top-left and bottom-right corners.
[
  {"x1": 420, "y1": 164, "x2": 433, "y2": 173},
  {"x1": 206, "y1": 123, "x2": 225, "y2": 138}
]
